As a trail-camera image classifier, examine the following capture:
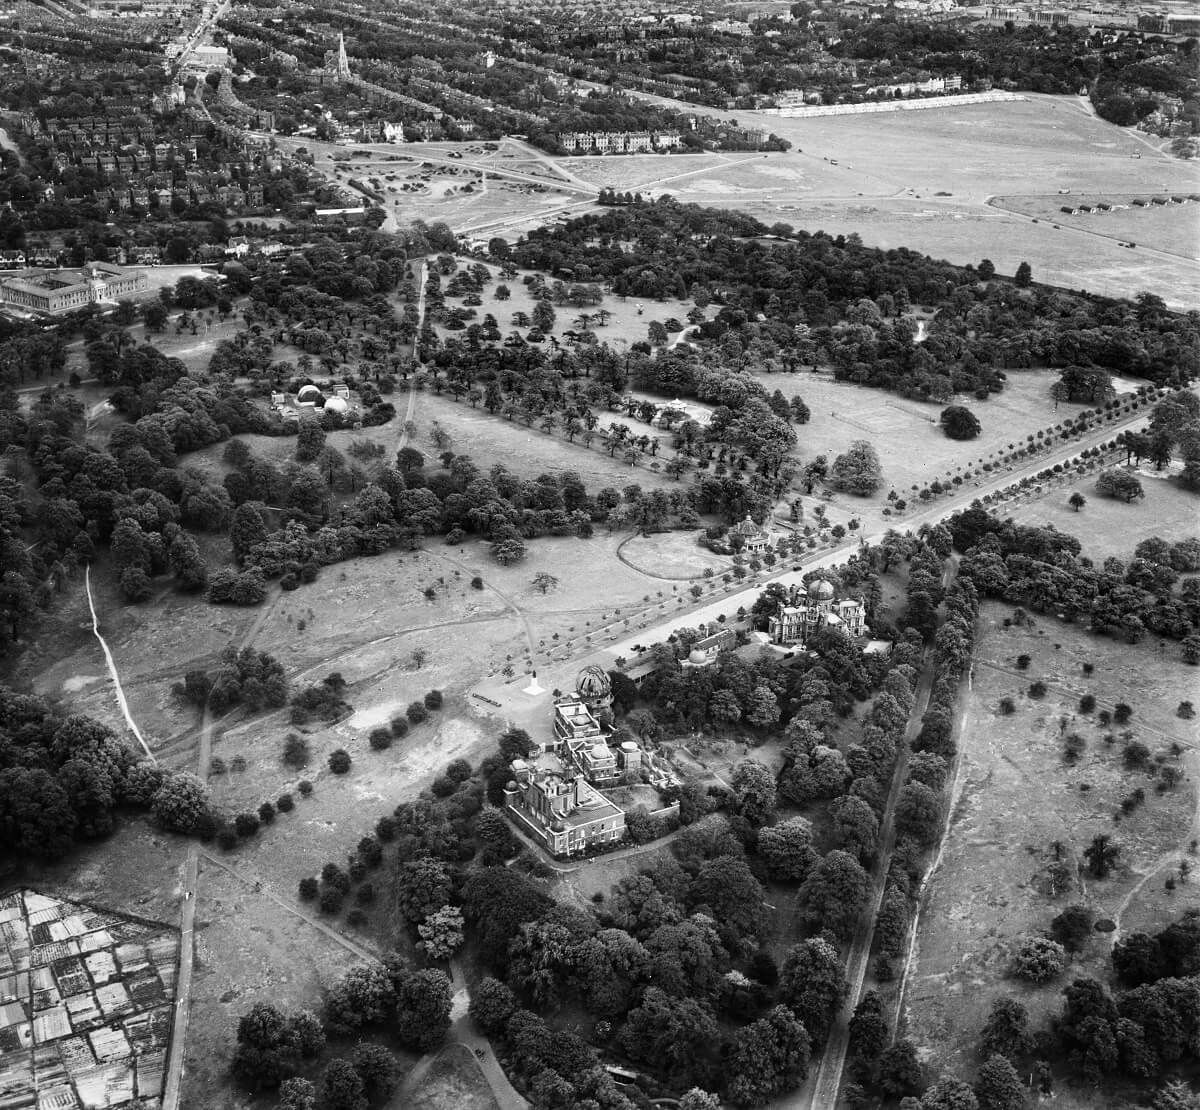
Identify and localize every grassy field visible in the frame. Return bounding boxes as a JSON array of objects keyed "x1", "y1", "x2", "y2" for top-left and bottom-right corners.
[
  {"x1": 575, "y1": 94, "x2": 1198, "y2": 307},
  {"x1": 902, "y1": 602, "x2": 1200, "y2": 1104},
  {"x1": 402, "y1": 1044, "x2": 499, "y2": 1110},
  {"x1": 413, "y1": 392, "x2": 680, "y2": 490},
  {"x1": 1005, "y1": 465, "x2": 1199, "y2": 560},
  {"x1": 992, "y1": 193, "x2": 1199, "y2": 258}
]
